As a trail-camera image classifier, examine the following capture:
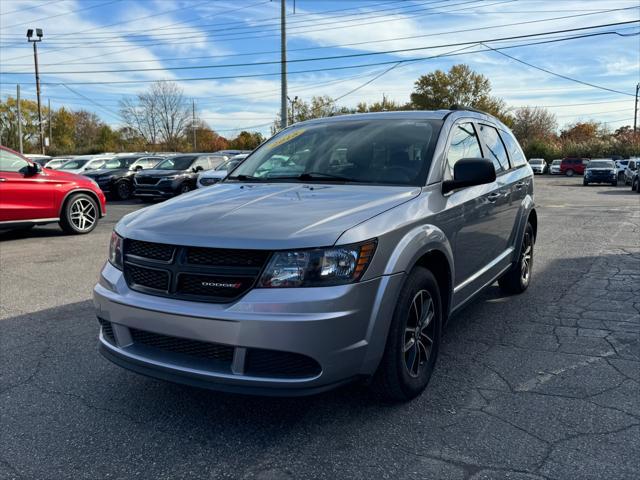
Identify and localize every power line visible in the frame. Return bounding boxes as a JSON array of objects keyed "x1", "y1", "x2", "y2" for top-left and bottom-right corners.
[
  {"x1": 3, "y1": 5, "x2": 636, "y2": 68},
  {"x1": 2, "y1": 28, "x2": 636, "y2": 88},
  {"x1": 2, "y1": 20, "x2": 636, "y2": 78},
  {"x1": 480, "y1": 39, "x2": 637, "y2": 97},
  {"x1": 2, "y1": 0, "x2": 123, "y2": 29},
  {"x1": 0, "y1": 0, "x2": 69, "y2": 17}
]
